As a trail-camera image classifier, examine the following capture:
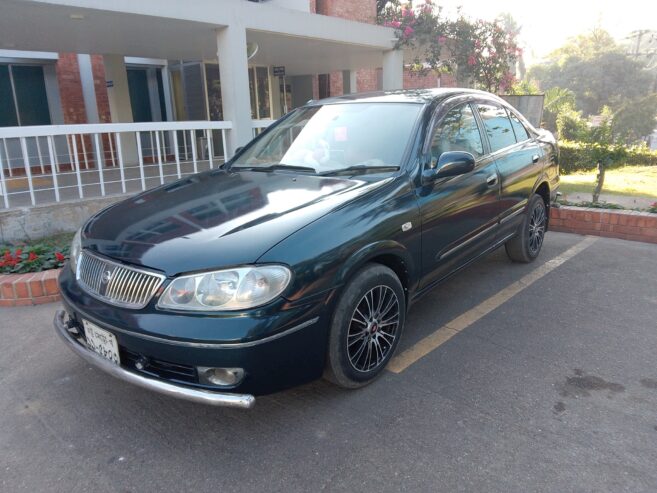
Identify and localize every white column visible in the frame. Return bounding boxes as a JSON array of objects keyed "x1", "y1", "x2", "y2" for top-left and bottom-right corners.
[
  {"x1": 77, "y1": 54, "x2": 99, "y2": 123},
  {"x1": 216, "y1": 26, "x2": 252, "y2": 156},
  {"x1": 349, "y1": 70, "x2": 358, "y2": 94},
  {"x1": 103, "y1": 55, "x2": 137, "y2": 164},
  {"x1": 103, "y1": 55, "x2": 134, "y2": 123},
  {"x1": 382, "y1": 49, "x2": 404, "y2": 91}
]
